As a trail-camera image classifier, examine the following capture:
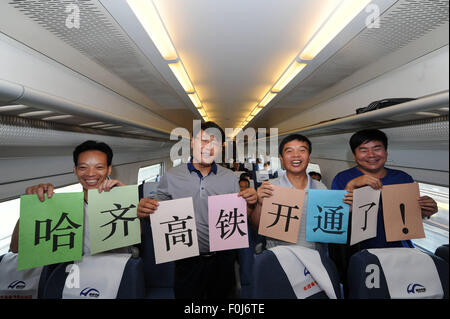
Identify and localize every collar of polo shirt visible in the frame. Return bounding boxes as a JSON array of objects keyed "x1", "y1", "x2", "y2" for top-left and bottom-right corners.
[{"x1": 187, "y1": 158, "x2": 218, "y2": 179}]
